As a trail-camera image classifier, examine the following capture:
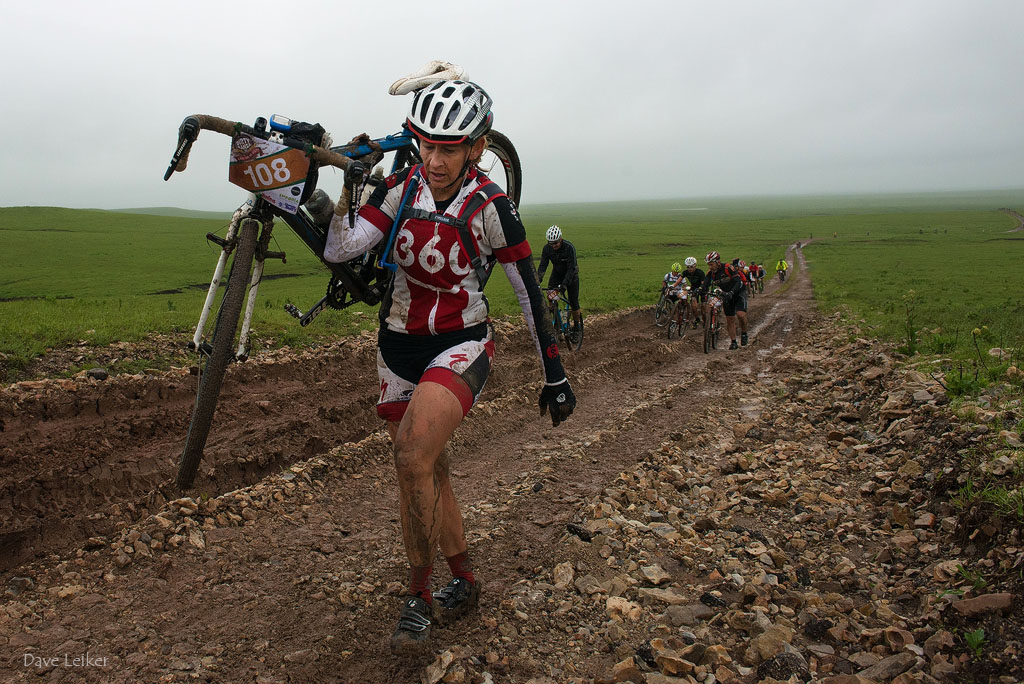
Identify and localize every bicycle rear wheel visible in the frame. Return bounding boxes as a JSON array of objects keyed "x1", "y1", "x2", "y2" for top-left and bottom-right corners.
[
  {"x1": 480, "y1": 130, "x2": 523, "y2": 205},
  {"x1": 176, "y1": 219, "x2": 259, "y2": 489}
]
